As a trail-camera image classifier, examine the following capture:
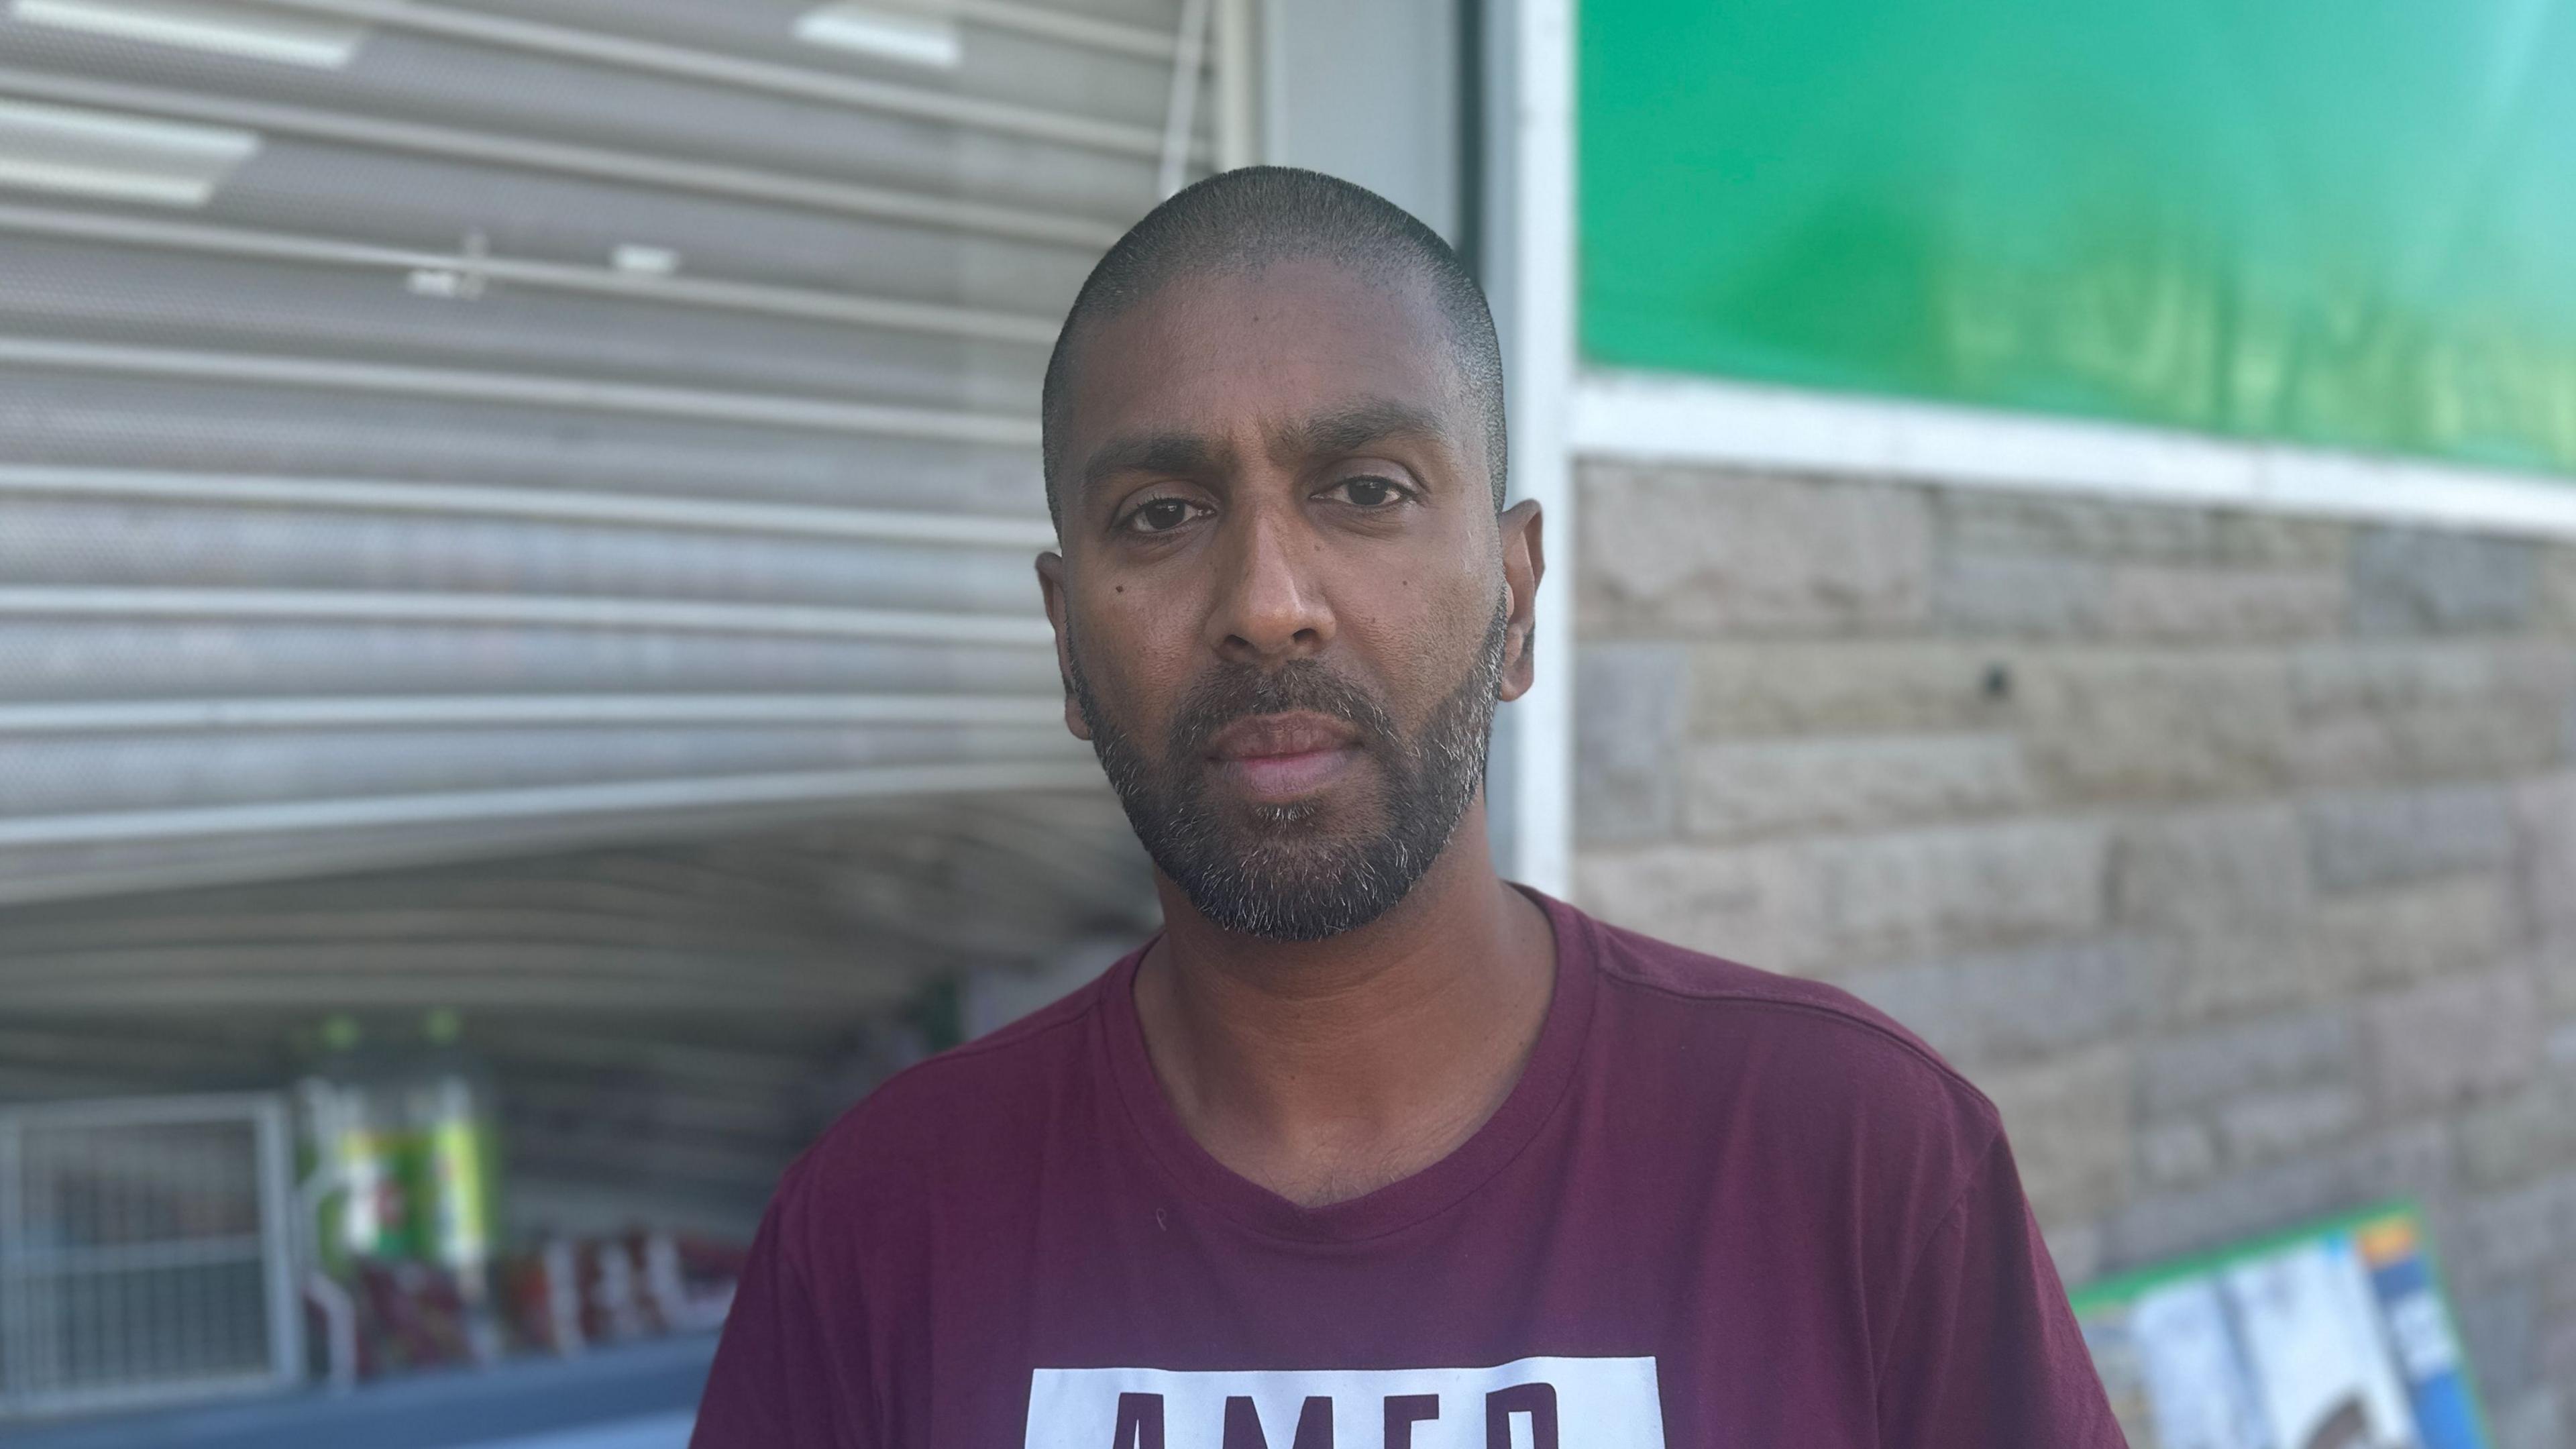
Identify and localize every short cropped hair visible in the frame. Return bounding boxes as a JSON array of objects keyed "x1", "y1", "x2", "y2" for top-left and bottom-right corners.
[{"x1": 1039, "y1": 166, "x2": 1507, "y2": 531}]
